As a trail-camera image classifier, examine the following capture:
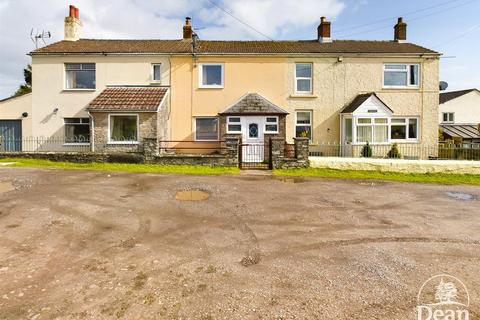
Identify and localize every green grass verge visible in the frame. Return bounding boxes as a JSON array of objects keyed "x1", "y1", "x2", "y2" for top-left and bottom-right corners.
[
  {"x1": 0, "y1": 158, "x2": 239, "y2": 175},
  {"x1": 274, "y1": 167, "x2": 480, "y2": 185}
]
